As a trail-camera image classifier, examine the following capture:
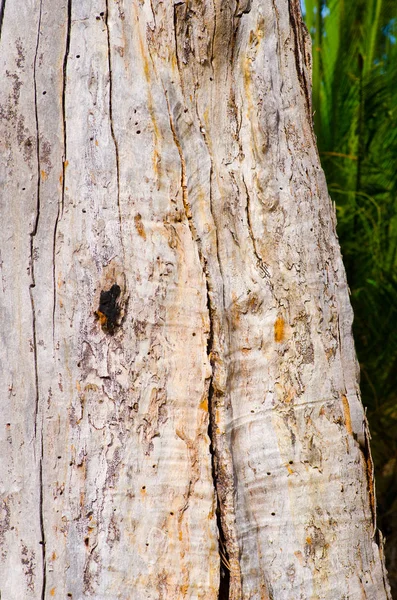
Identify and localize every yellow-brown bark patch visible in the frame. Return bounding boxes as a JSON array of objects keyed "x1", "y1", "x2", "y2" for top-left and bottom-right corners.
[
  {"x1": 341, "y1": 395, "x2": 353, "y2": 435},
  {"x1": 274, "y1": 316, "x2": 285, "y2": 343},
  {"x1": 134, "y1": 213, "x2": 146, "y2": 239}
]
